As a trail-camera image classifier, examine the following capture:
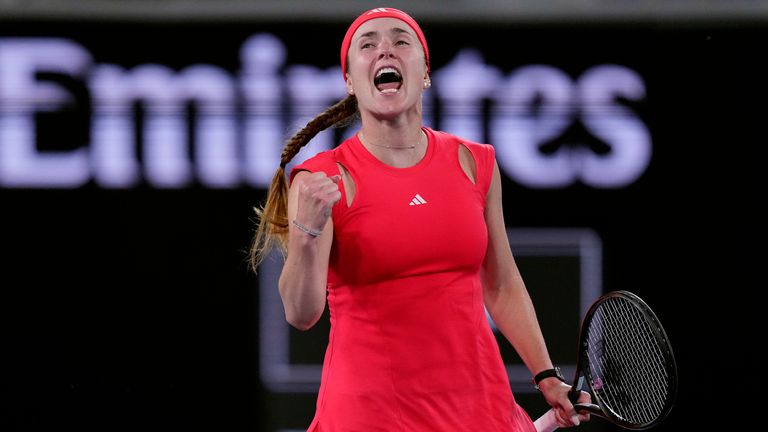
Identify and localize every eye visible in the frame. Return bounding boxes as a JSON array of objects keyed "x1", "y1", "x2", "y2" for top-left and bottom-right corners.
[
  {"x1": 395, "y1": 40, "x2": 410, "y2": 46},
  {"x1": 361, "y1": 42, "x2": 375, "y2": 49}
]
